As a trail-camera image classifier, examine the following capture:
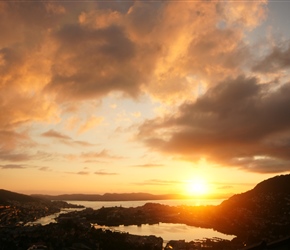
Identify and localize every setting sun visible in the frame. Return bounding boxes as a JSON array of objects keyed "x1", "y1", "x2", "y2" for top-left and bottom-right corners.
[{"x1": 186, "y1": 178, "x2": 209, "y2": 196}]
